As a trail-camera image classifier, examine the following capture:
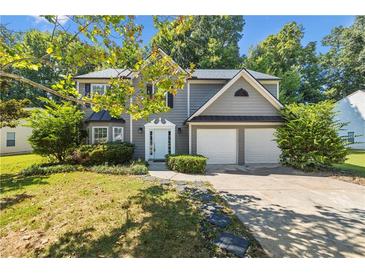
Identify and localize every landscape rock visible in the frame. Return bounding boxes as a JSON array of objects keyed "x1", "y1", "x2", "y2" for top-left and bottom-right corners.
[
  {"x1": 206, "y1": 212, "x2": 231, "y2": 228},
  {"x1": 214, "y1": 232, "x2": 250, "y2": 257}
]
